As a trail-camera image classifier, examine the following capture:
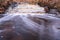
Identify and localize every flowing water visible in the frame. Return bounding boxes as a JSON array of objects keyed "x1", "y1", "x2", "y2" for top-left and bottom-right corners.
[{"x1": 0, "y1": 3, "x2": 60, "y2": 40}]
